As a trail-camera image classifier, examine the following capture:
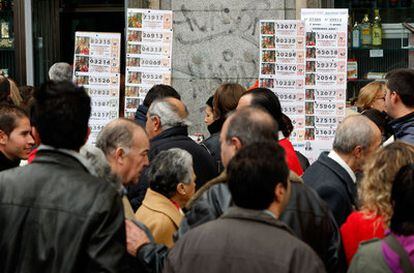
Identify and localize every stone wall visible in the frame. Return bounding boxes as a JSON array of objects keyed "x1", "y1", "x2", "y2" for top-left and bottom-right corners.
[{"x1": 171, "y1": 0, "x2": 287, "y2": 135}]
